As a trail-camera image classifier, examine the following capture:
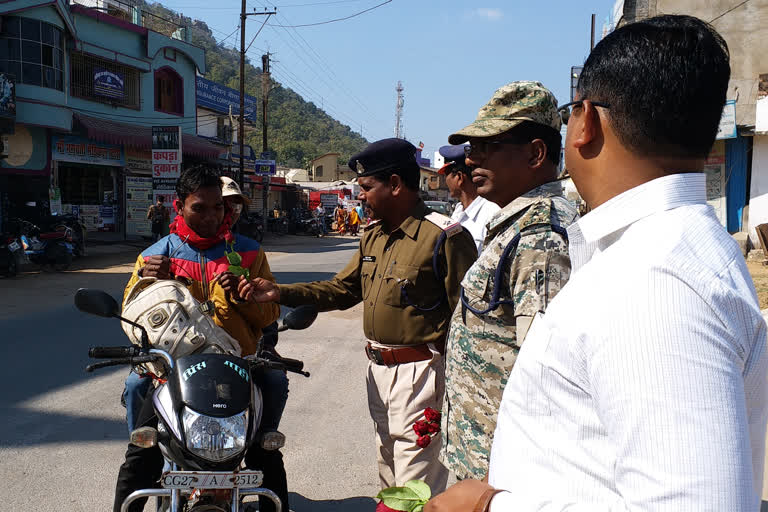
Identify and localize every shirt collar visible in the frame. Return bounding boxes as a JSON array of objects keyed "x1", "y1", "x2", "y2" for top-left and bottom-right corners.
[
  {"x1": 570, "y1": 172, "x2": 707, "y2": 244},
  {"x1": 396, "y1": 200, "x2": 428, "y2": 240},
  {"x1": 487, "y1": 181, "x2": 565, "y2": 234},
  {"x1": 463, "y1": 196, "x2": 486, "y2": 221}
]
